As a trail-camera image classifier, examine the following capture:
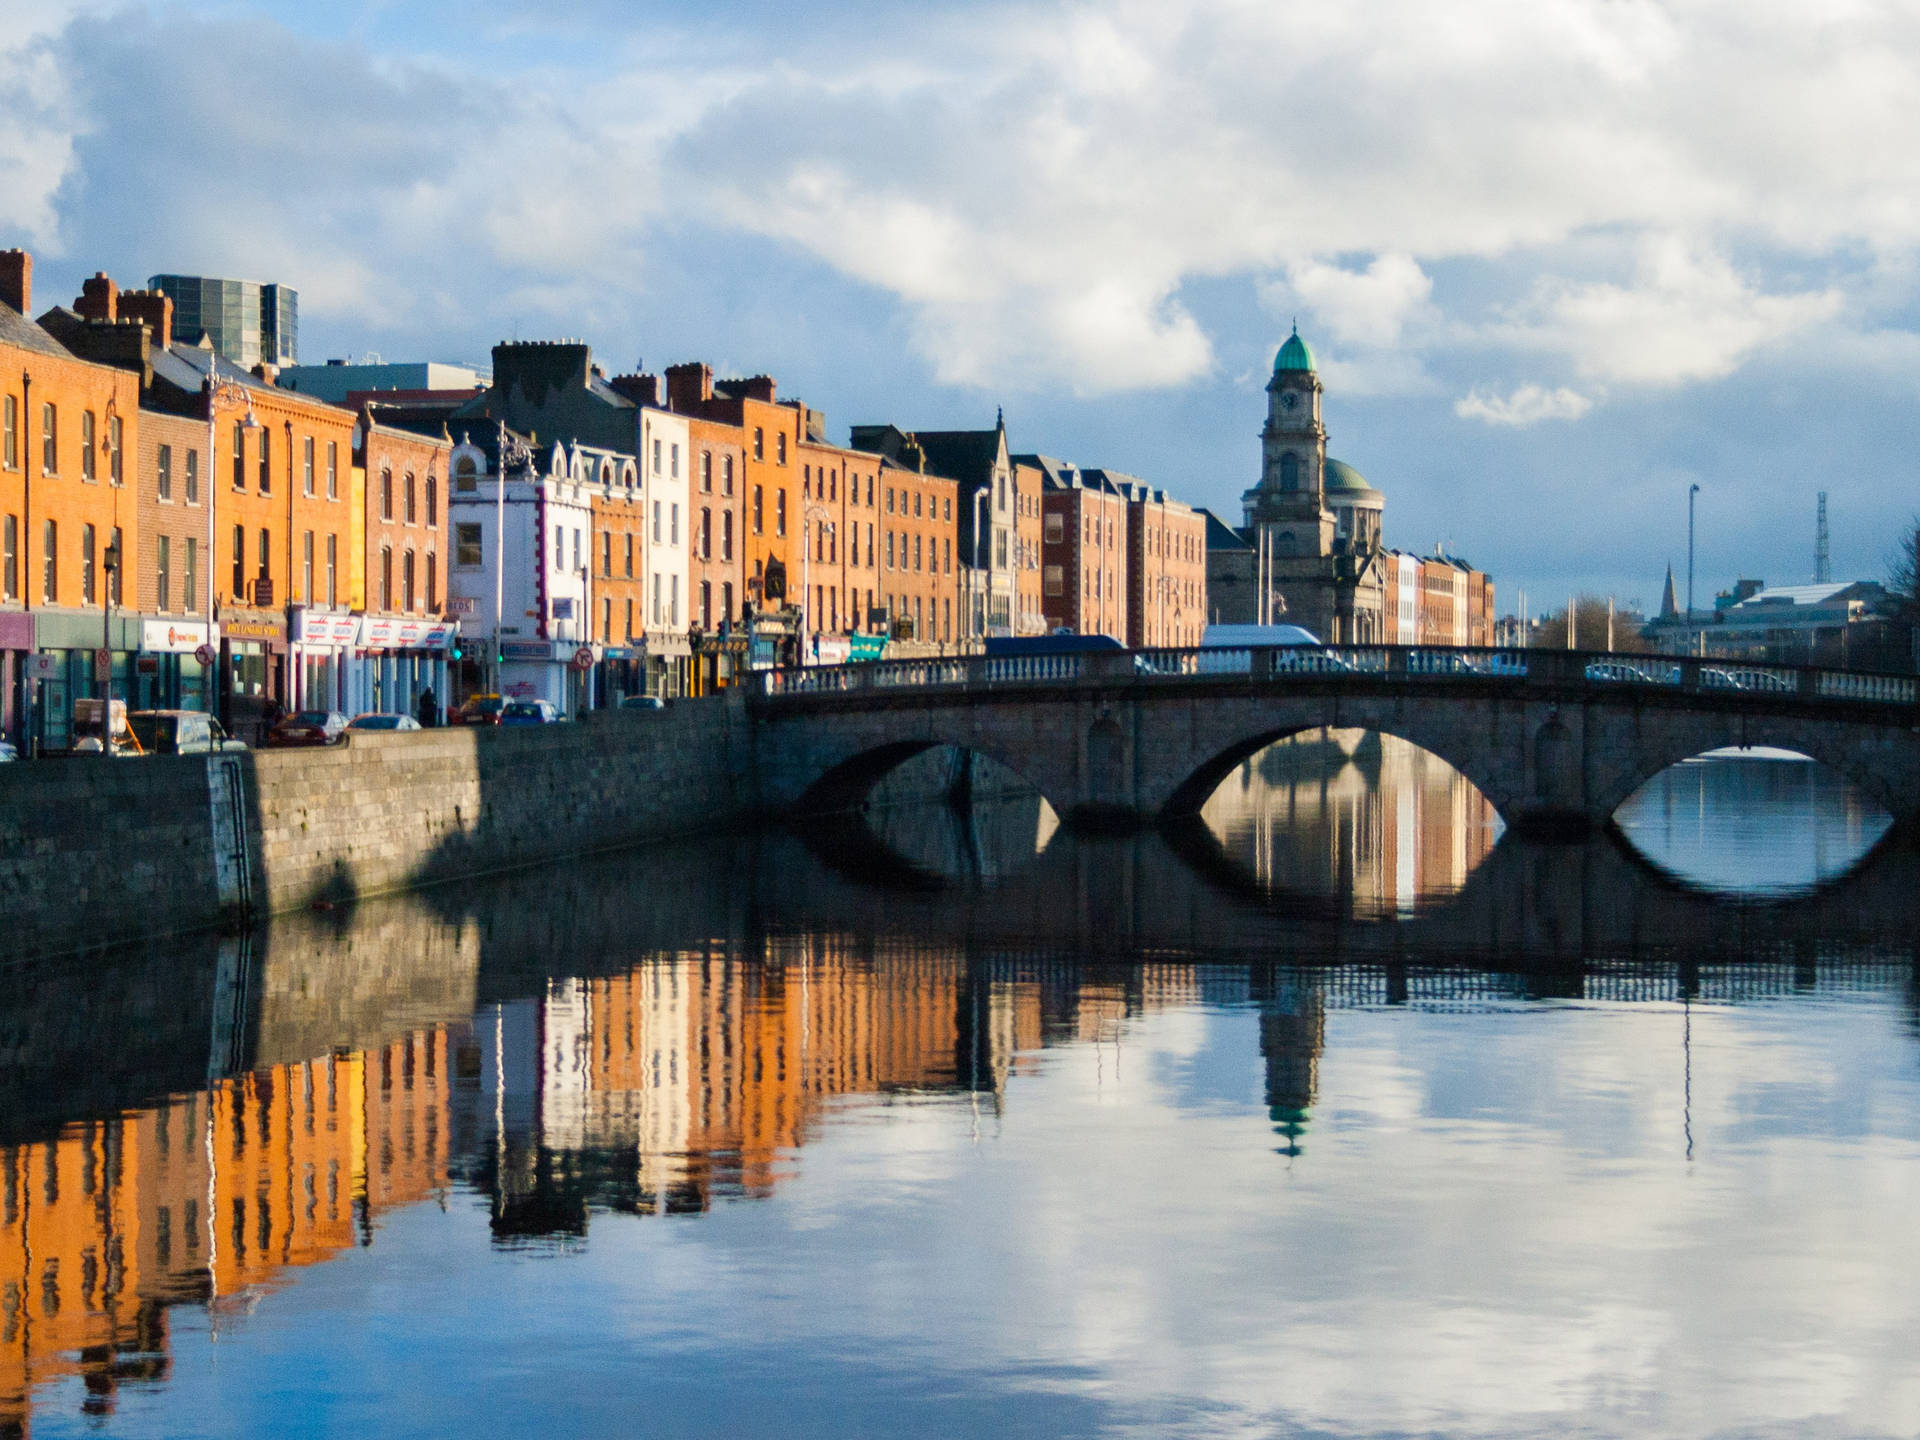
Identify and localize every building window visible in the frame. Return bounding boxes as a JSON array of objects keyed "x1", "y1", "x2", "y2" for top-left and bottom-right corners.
[
  {"x1": 722, "y1": 510, "x2": 734, "y2": 561},
  {"x1": 775, "y1": 489, "x2": 786, "y2": 537},
  {"x1": 914, "y1": 533, "x2": 923, "y2": 571},
  {"x1": 186, "y1": 450, "x2": 199, "y2": 505},
  {"x1": 752, "y1": 486, "x2": 763, "y2": 535},
  {"x1": 327, "y1": 441, "x2": 339, "y2": 500},
  {"x1": 944, "y1": 497, "x2": 952, "y2": 521},
  {"x1": 232, "y1": 422, "x2": 246, "y2": 490},
  {"x1": 157, "y1": 535, "x2": 172, "y2": 613},
  {"x1": 325, "y1": 534, "x2": 336, "y2": 608},
  {"x1": 109, "y1": 415, "x2": 123, "y2": 485},
  {"x1": 303, "y1": 436, "x2": 315, "y2": 496},
  {"x1": 573, "y1": 528, "x2": 583, "y2": 572},
  {"x1": 625, "y1": 597, "x2": 634, "y2": 642},
  {"x1": 944, "y1": 538, "x2": 952, "y2": 574},
  {"x1": 108, "y1": 527, "x2": 122, "y2": 605},
  {"x1": 1, "y1": 514, "x2": 13, "y2": 600},
  {"x1": 403, "y1": 549, "x2": 416, "y2": 611},
  {"x1": 670, "y1": 503, "x2": 679, "y2": 546},
  {"x1": 381, "y1": 469, "x2": 393, "y2": 521},
  {"x1": 185, "y1": 538, "x2": 198, "y2": 612},
  {"x1": 752, "y1": 428, "x2": 763, "y2": 462},
  {"x1": 258, "y1": 429, "x2": 270, "y2": 493},
  {"x1": 1044, "y1": 565, "x2": 1063, "y2": 597},
  {"x1": 380, "y1": 547, "x2": 393, "y2": 611},
  {"x1": 722, "y1": 455, "x2": 734, "y2": 494},
  {"x1": 886, "y1": 487, "x2": 895, "y2": 515},
  {"x1": 426, "y1": 552, "x2": 438, "y2": 611},
  {"x1": 600, "y1": 596, "x2": 611, "y2": 644},
  {"x1": 700, "y1": 451, "x2": 712, "y2": 492},
  {"x1": 652, "y1": 572, "x2": 662, "y2": 624},
  {"x1": 774, "y1": 432, "x2": 786, "y2": 466},
  {"x1": 42, "y1": 520, "x2": 56, "y2": 602},
  {"x1": 80, "y1": 523, "x2": 96, "y2": 604},
  {"x1": 886, "y1": 530, "x2": 895, "y2": 569},
  {"x1": 257, "y1": 527, "x2": 270, "y2": 593},
  {"x1": 721, "y1": 581, "x2": 733, "y2": 620},
  {"x1": 454, "y1": 455, "x2": 477, "y2": 493},
  {"x1": 1280, "y1": 452, "x2": 1299, "y2": 491},
  {"x1": 914, "y1": 492, "x2": 923, "y2": 519},
  {"x1": 81, "y1": 411, "x2": 96, "y2": 481},
  {"x1": 601, "y1": 531, "x2": 612, "y2": 577},
  {"x1": 670, "y1": 443, "x2": 680, "y2": 479},
  {"x1": 232, "y1": 524, "x2": 245, "y2": 599},
  {"x1": 652, "y1": 501, "x2": 662, "y2": 543},
  {"x1": 41, "y1": 403, "x2": 56, "y2": 476},
  {"x1": 1, "y1": 394, "x2": 13, "y2": 469},
  {"x1": 404, "y1": 472, "x2": 417, "y2": 525},
  {"x1": 302, "y1": 530, "x2": 314, "y2": 603},
  {"x1": 426, "y1": 475, "x2": 438, "y2": 527},
  {"x1": 158, "y1": 444, "x2": 173, "y2": 501},
  {"x1": 699, "y1": 580, "x2": 711, "y2": 629}
]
